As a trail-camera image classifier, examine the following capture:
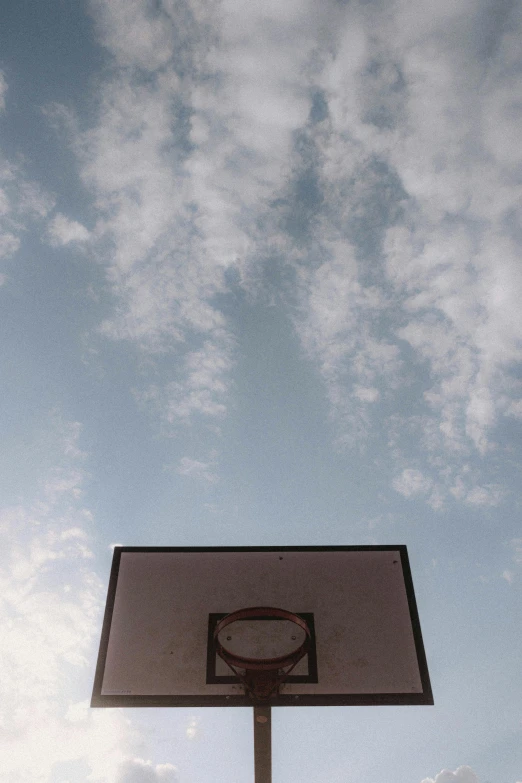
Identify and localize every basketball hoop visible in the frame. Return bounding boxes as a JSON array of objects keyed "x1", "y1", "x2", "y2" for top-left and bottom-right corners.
[
  {"x1": 213, "y1": 606, "x2": 311, "y2": 701},
  {"x1": 93, "y1": 546, "x2": 433, "y2": 783}
]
